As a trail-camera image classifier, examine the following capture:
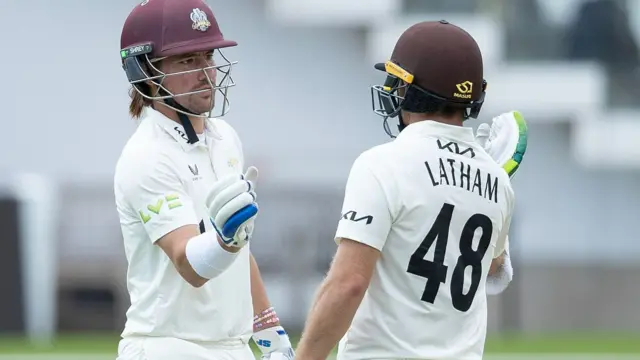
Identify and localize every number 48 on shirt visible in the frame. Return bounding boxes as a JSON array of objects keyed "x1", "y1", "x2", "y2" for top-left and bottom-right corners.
[{"x1": 407, "y1": 203, "x2": 492, "y2": 312}]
